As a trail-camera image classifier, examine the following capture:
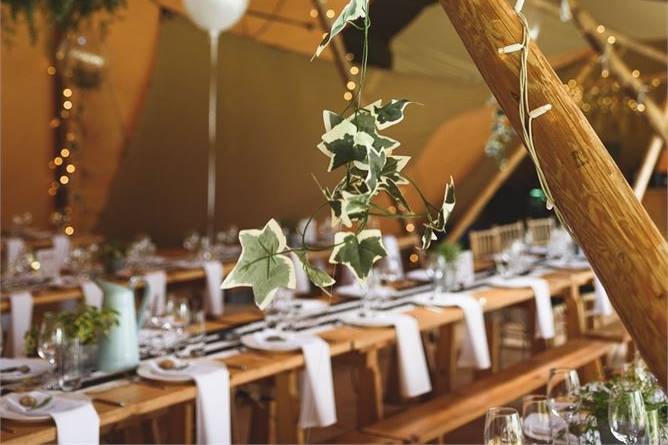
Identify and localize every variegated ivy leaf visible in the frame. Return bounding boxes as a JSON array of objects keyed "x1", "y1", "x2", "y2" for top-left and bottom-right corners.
[
  {"x1": 362, "y1": 147, "x2": 386, "y2": 194},
  {"x1": 349, "y1": 106, "x2": 400, "y2": 154},
  {"x1": 421, "y1": 225, "x2": 437, "y2": 250},
  {"x1": 312, "y1": 0, "x2": 367, "y2": 60},
  {"x1": 318, "y1": 120, "x2": 374, "y2": 171},
  {"x1": 338, "y1": 191, "x2": 370, "y2": 227},
  {"x1": 294, "y1": 251, "x2": 335, "y2": 295},
  {"x1": 433, "y1": 177, "x2": 456, "y2": 231},
  {"x1": 323, "y1": 110, "x2": 344, "y2": 132},
  {"x1": 380, "y1": 178, "x2": 411, "y2": 213},
  {"x1": 380, "y1": 155, "x2": 410, "y2": 186},
  {"x1": 374, "y1": 99, "x2": 414, "y2": 130},
  {"x1": 329, "y1": 230, "x2": 386, "y2": 281},
  {"x1": 221, "y1": 219, "x2": 296, "y2": 309}
]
